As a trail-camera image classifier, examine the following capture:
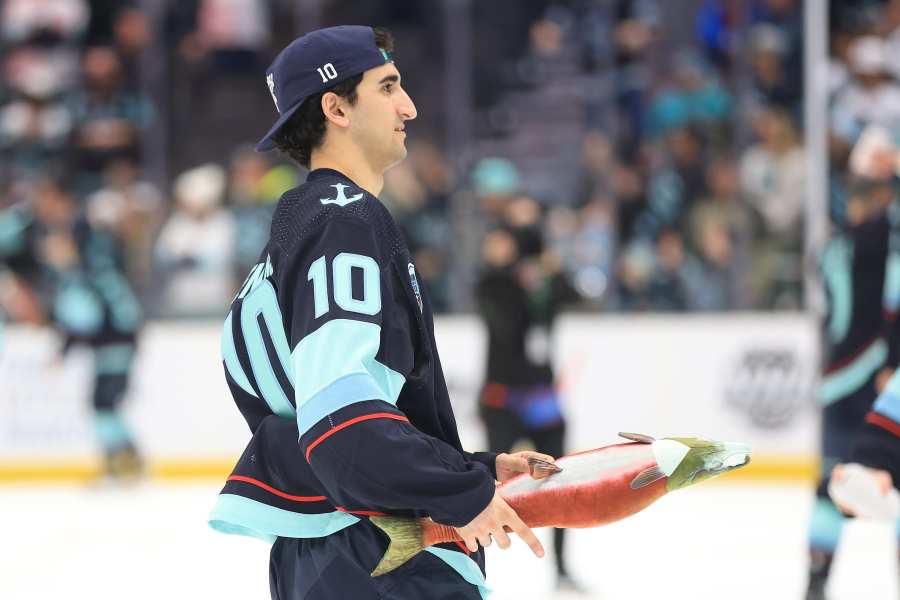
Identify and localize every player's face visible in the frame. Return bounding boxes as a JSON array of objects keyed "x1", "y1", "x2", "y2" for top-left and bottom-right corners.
[{"x1": 348, "y1": 63, "x2": 417, "y2": 170}]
